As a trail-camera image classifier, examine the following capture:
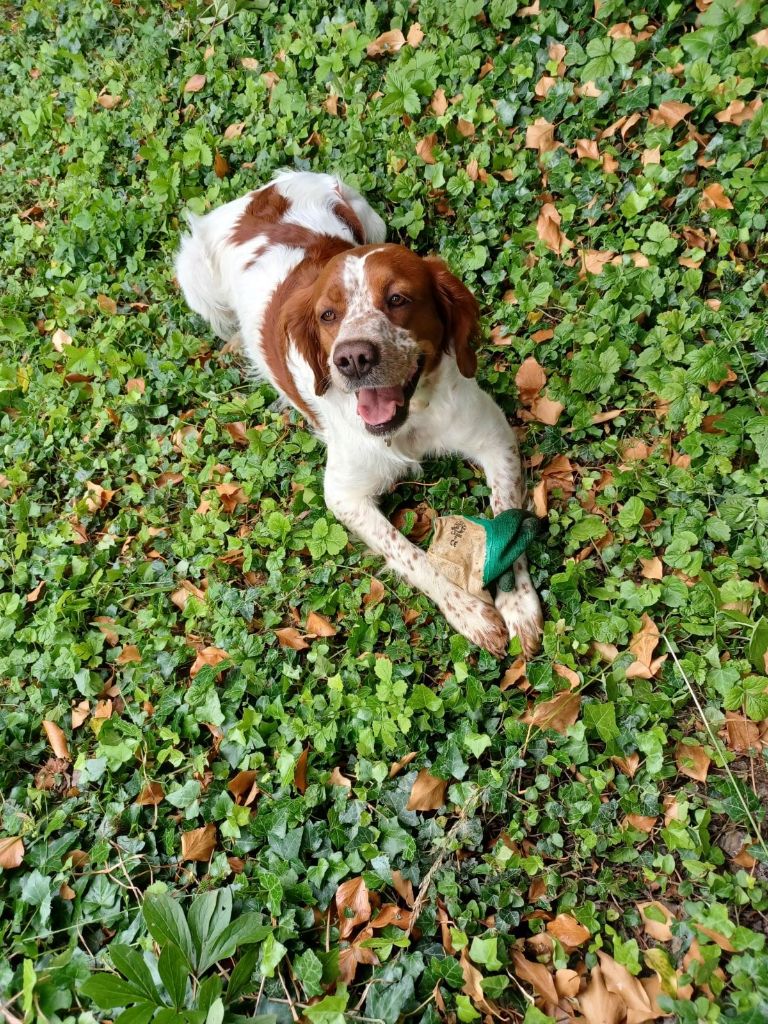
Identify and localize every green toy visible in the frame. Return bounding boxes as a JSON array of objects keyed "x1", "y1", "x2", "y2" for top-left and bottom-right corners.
[{"x1": 427, "y1": 509, "x2": 544, "y2": 602}]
